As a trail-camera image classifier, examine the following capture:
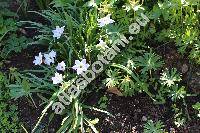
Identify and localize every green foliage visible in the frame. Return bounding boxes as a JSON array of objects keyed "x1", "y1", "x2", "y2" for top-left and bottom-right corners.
[
  {"x1": 0, "y1": 13, "x2": 18, "y2": 42},
  {"x1": 36, "y1": 0, "x2": 52, "y2": 10},
  {"x1": 98, "y1": 95, "x2": 108, "y2": 109},
  {"x1": 0, "y1": 72, "x2": 21, "y2": 132},
  {"x1": 107, "y1": 63, "x2": 152, "y2": 98},
  {"x1": 168, "y1": 85, "x2": 186, "y2": 102},
  {"x1": 3, "y1": 0, "x2": 199, "y2": 132},
  {"x1": 1, "y1": 34, "x2": 31, "y2": 57},
  {"x1": 155, "y1": 68, "x2": 185, "y2": 104},
  {"x1": 189, "y1": 43, "x2": 200, "y2": 64},
  {"x1": 172, "y1": 104, "x2": 186, "y2": 127},
  {"x1": 160, "y1": 68, "x2": 182, "y2": 87},
  {"x1": 119, "y1": 75, "x2": 136, "y2": 96},
  {"x1": 0, "y1": 103, "x2": 20, "y2": 132},
  {"x1": 193, "y1": 102, "x2": 200, "y2": 118},
  {"x1": 148, "y1": 0, "x2": 200, "y2": 64},
  {"x1": 25, "y1": 3, "x2": 100, "y2": 65},
  {"x1": 104, "y1": 69, "x2": 121, "y2": 88},
  {"x1": 0, "y1": 2, "x2": 31, "y2": 59},
  {"x1": 134, "y1": 50, "x2": 164, "y2": 74},
  {"x1": 143, "y1": 120, "x2": 165, "y2": 133},
  {"x1": 8, "y1": 67, "x2": 56, "y2": 109}
]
